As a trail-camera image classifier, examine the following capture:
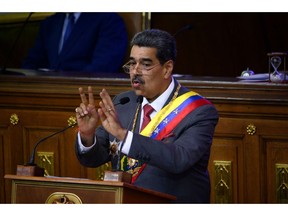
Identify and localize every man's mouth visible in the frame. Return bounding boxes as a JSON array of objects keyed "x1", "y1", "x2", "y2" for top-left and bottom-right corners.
[{"x1": 132, "y1": 76, "x2": 144, "y2": 88}]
